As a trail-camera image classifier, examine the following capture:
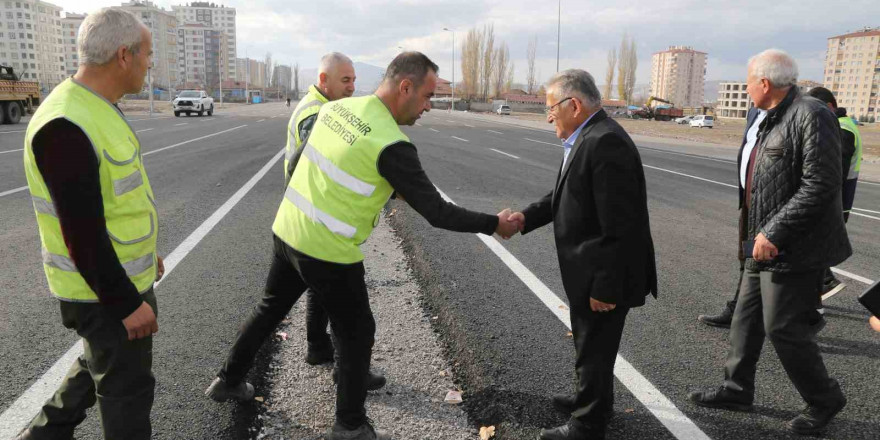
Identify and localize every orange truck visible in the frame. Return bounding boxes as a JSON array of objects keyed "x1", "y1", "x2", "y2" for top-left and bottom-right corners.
[{"x1": 0, "y1": 65, "x2": 40, "y2": 124}]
